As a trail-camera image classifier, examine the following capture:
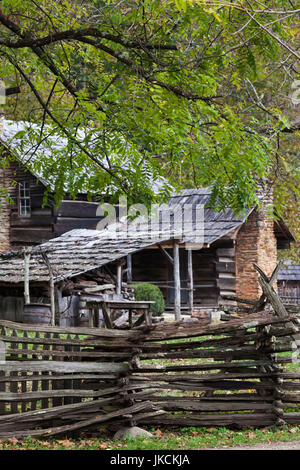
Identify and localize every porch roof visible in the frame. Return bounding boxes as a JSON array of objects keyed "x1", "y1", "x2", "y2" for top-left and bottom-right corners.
[{"x1": 0, "y1": 188, "x2": 294, "y2": 284}]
